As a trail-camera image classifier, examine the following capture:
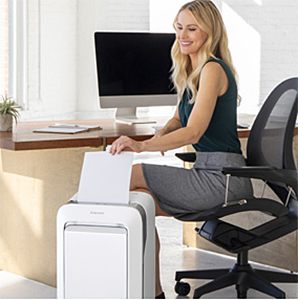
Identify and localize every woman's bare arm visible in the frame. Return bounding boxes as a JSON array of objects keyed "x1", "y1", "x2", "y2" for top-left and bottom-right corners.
[{"x1": 110, "y1": 62, "x2": 228, "y2": 155}]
